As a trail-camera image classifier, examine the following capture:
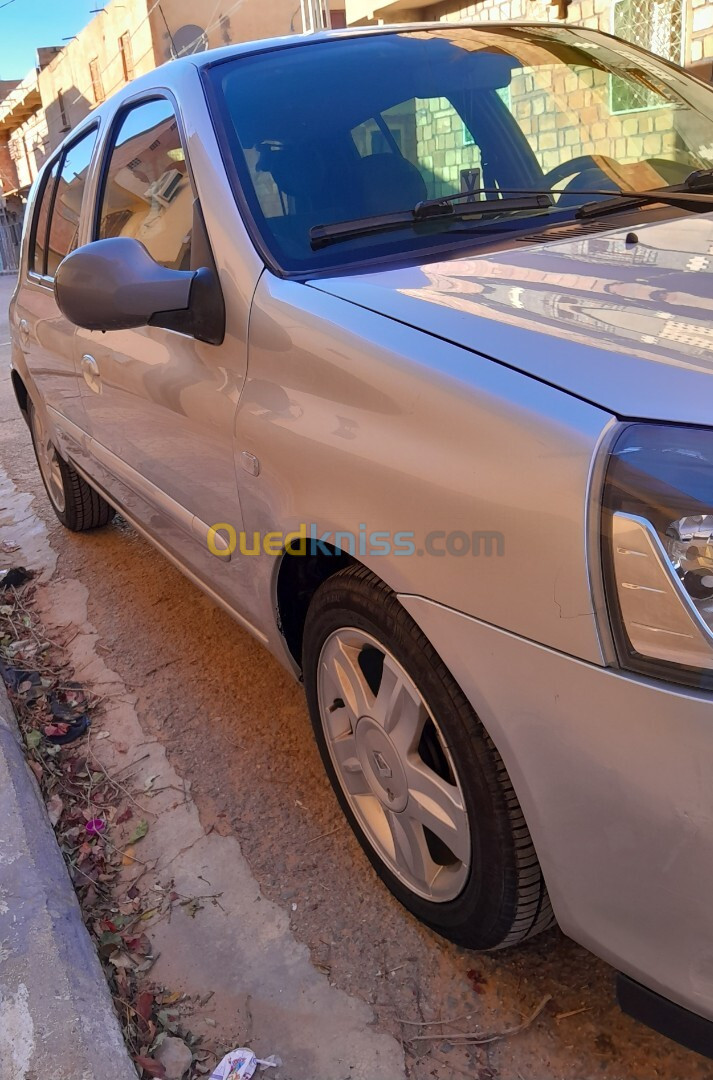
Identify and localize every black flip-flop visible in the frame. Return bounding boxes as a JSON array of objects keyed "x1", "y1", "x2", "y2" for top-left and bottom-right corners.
[
  {"x1": 48, "y1": 682, "x2": 89, "y2": 722},
  {"x1": 44, "y1": 713, "x2": 91, "y2": 745}
]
